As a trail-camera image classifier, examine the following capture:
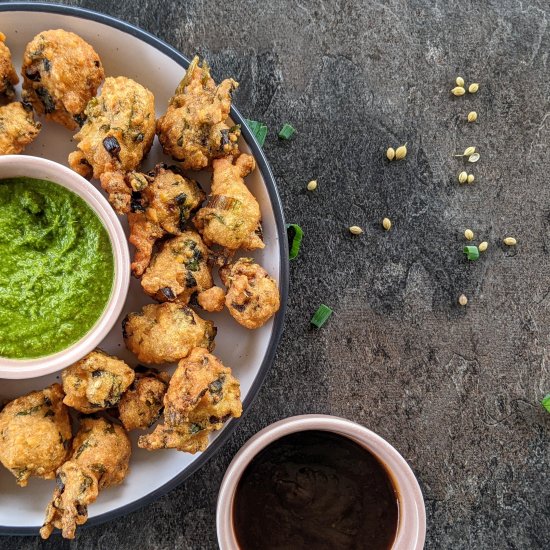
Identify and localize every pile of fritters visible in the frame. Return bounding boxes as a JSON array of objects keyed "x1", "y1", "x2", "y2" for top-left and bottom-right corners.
[{"x1": 0, "y1": 28, "x2": 283, "y2": 539}]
